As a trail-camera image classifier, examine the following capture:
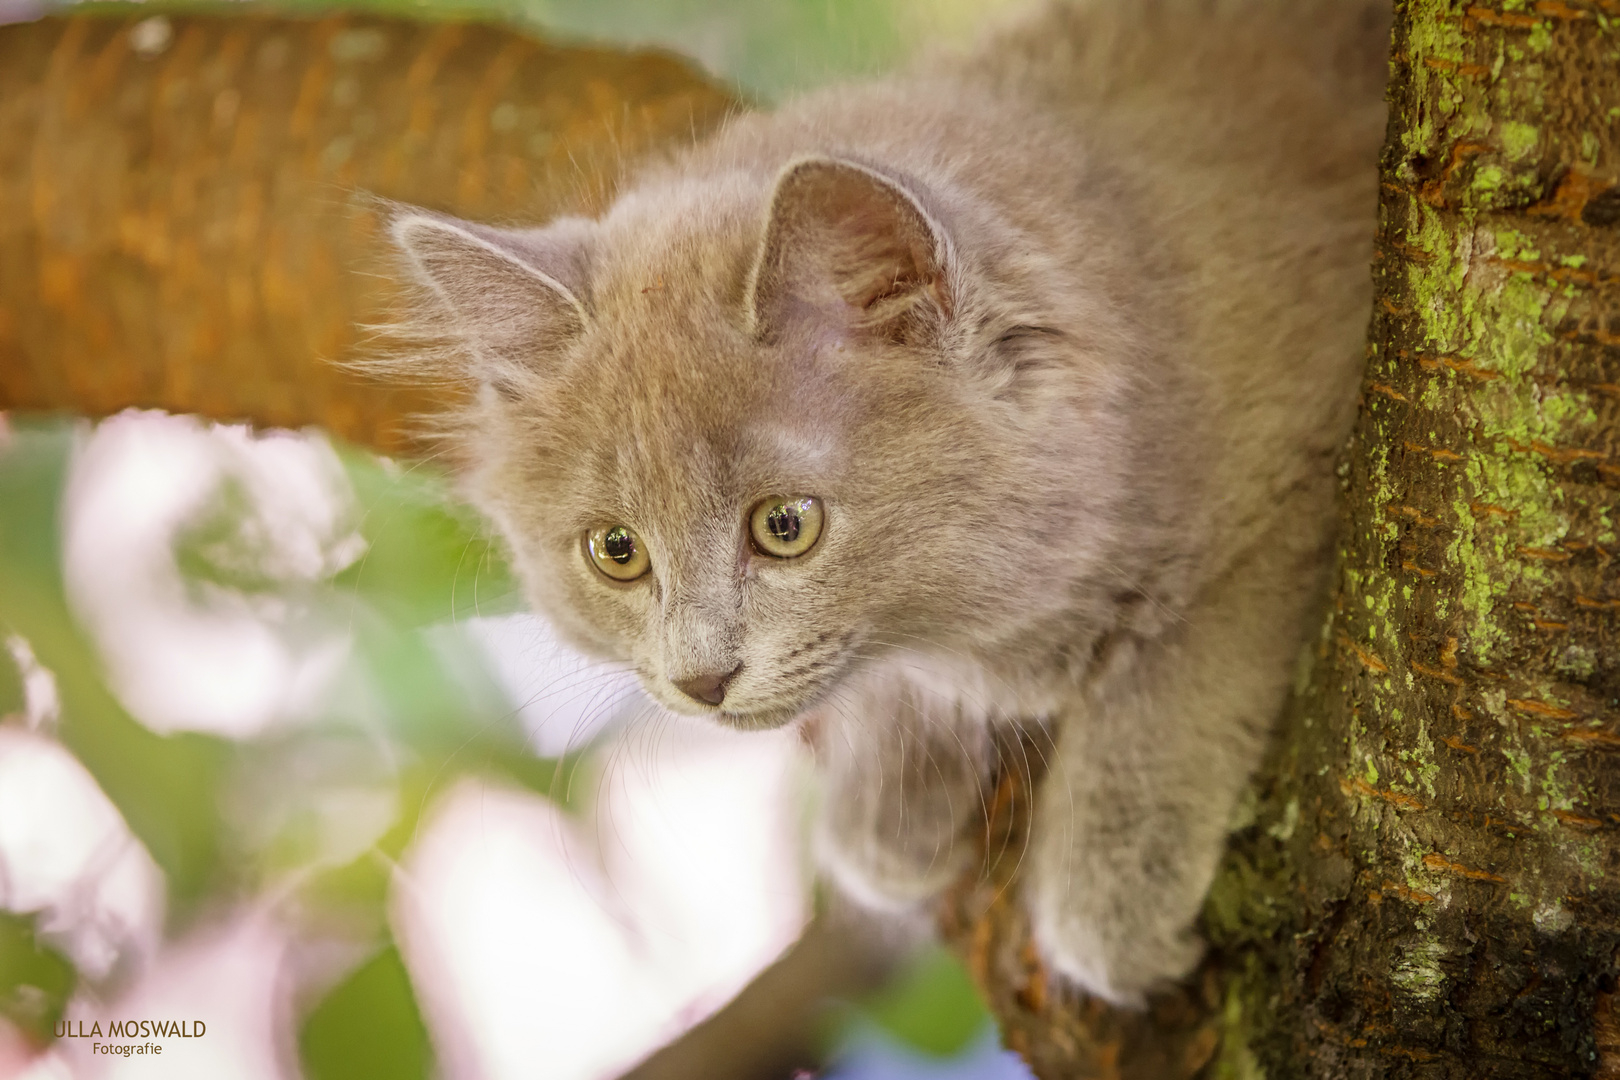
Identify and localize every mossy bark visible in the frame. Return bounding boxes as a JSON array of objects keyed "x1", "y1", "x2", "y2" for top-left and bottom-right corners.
[
  {"x1": 1211, "y1": 0, "x2": 1620, "y2": 1074},
  {"x1": 944, "y1": 2, "x2": 1620, "y2": 1076}
]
